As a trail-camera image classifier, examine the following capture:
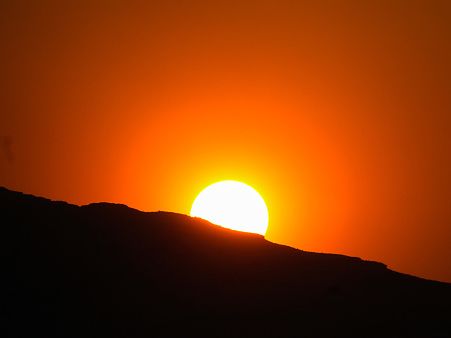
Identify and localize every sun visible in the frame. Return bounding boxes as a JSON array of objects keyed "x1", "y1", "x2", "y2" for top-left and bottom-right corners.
[{"x1": 190, "y1": 180, "x2": 269, "y2": 235}]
